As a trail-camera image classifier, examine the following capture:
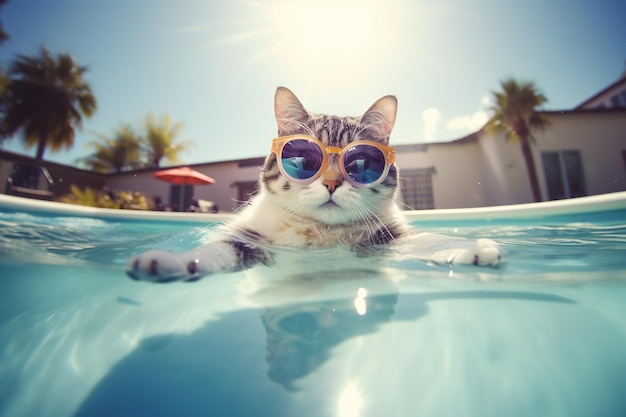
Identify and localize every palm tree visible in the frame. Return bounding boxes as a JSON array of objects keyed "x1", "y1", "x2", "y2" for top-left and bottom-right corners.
[
  {"x1": 143, "y1": 113, "x2": 193, "y2": 168},
  {"x1": 79, "y1": 125, "x2": 143, "y2": 173},
  {"x1": 0, "y1": 46, "x2": 97, "y2": 161},
  {"x1": 0, "y1": 0, "x2": 9, "y2": 45},
  {"x1": 485, "y1": 78, "x2": 548, "y2": 202}
]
